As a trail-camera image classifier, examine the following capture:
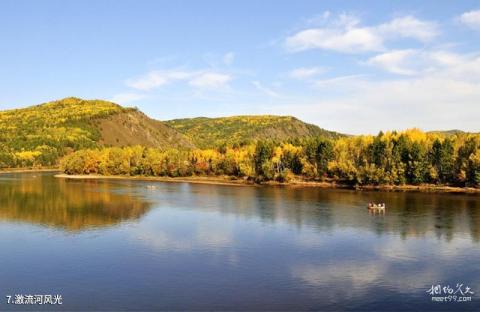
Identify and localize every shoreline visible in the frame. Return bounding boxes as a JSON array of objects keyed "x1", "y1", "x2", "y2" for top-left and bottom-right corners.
[
  {"x1": 55, "y1": 173, "x2": 258, "y2": 187},
  {"x1": 54, "y1": 173, "x2": 480, "y2": 194},
  {"x1": 0, "y1": 168, "x2": 61, "y2": 174}
]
